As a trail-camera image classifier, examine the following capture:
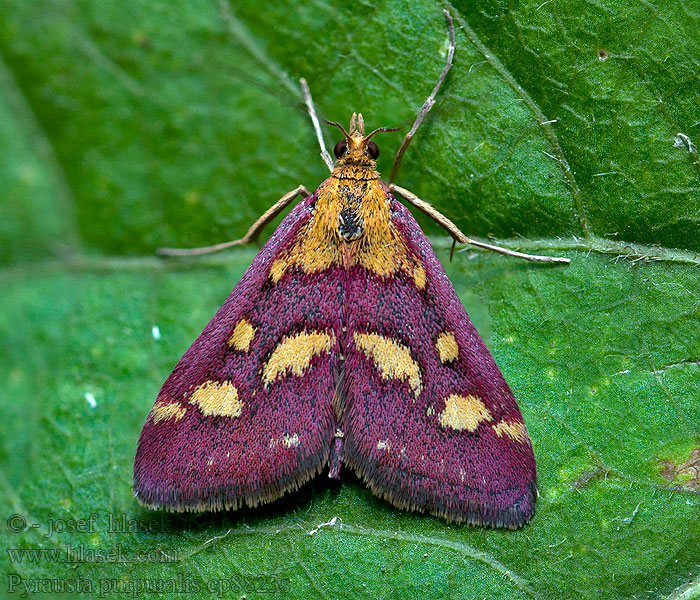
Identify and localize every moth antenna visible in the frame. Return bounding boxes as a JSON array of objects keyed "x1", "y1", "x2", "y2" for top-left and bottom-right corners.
[
  {"x1": 326, "y1": 120, "x2": 353, "y2": 141},
  {"x1": 390, "y1": 9, "x2": 455, "y2": 182},
  {"x1": 364, "y1": 126, "x2": 400, "y2": 141},
  {"x1": 300, "y1": 78, "x2": 334, "y2": 172}
]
